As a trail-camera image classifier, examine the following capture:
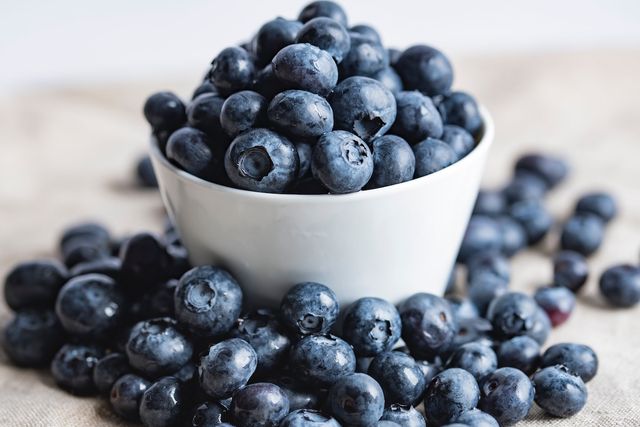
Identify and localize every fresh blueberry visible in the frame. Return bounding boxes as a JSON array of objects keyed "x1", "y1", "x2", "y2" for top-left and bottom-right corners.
[
  {"x1": 299, "y1": 1, "x2": 348, "y2": 27},
  {"x1": 446, "y1": 342, "x2": 497, "y2": 382},
  {"x1": 296, "y1": 141, "x2": 313, "y2": 178},
  {"x1": 467, "y1": 251, "x2": 510, "y2": 285},
  {"x1": 367, "y1": 135, "x2": 415, "y2": 189},
  {"x1": 381, "y1": 404, "x2": 426, "y2": 427},
  {"x1": 532, "y1": 366, "x2": 588, "y2": 417},
  {"x1": 190, "y1": 401, "x2": 228, "y2": 426},
  {"x1": 119, "y1": 232, "x2": 172, "y2": 288},
  {"x1": 457, "y1": 215, "x2": 503, "y2": 263},
  {"x1": 272, "y1": 375, "x2": 321, "y2": 411},
  {"x1": 110, "y1": 374, "x2": 150, "y2": 421},
  {"x1": 553, "y1": 250, "x2": 589, "y2": 293},
  {"x1": 560, "y1": 213, "x2": 605, "y2": 256},
  {"x1": 508, "y1": 199, "x2": 553, "y2": 245},
  {"x1": 289, "y1": 334, "x2": 356, "y2": 386},
  {"x1": 468, "y1": 273, "x2": 508, "y2": 316},
  {"x1": 599, "y1": 264, "x2": 640, "y2": 307},
  {"x1": 199, "y1": 338, "x2": 257, "y2": 399},
  {"x1": 280, "y1": 282, "x2": 339, "y2": 335},
  {"x1": 51, "y1": 344, "x2": 104, "y2": 395},
  {"x1": 342, "y1": 297, "x2": 402, "y2": 356},
  {"x1": 255, "y1": 18, "x2": 303, "y2": 66},
  {"x1": 296, "y1": 17, "x2": 351, "y2": 63},
  {"x1": 3, "y1": 309, "x2": 64, "y2": 367},
  {"x1": 209, "y1": 47, "x2": 255, "y2": 95},
  {"x1": 267, "y1": 90, "x2": 334, "y2": 139},
  {"x1": 486, "y1": 292, "x2": 539, "y2": 340},
  {"x1": 327, "y1": 373, "x2": 385, "y2": 426},
  {"x1": 575, "y1": 192, "x2": 617, "y2": 223},
  {"x1": 143, "y1": 91, "x2": 187, "y2": 132},
  {"x1": 473, "y1": 190, "x2": 507, "y2": 217},
  {"x1": 398, "y1": 293, "x2": 456, "y2": 359},
  {"x1": 230, "y1": 308, "x2": 291, "y2": 373},
  {"x1": 339, "y1": 33, "x2": 388, "y2": 78},
  {"x1": 451, "y1": 317, "x2": 493, "y2": 350},
  {"x1": 231, "y1": 382, "x2": 290, "y2": 427},
  {"x1": 534, "y1": 286, "x2": 576, "y2": 327},
  {"x1": 454, "y1": 409, "x2": 499, "y2": 427},
  {"x1": 272, "y1": 44, "x2": 338, "y2": 97},
  {"x1": 478, "y1": 367, "x2": 534, "y2": 425},
  {"x1": 139, "y1": 377, "x2": 185, "y2": 427},
  {"x1": 253, "y1": 65, "x2": 288, "y2": 100},
  {"x1": 172, "y1": 361, "x2": 197, "y2": 384},
  {"x1": 225, "y1": 128, "x2": 299, "y2": 193},
  {"x1": 330, "y1": 76, "x2": 396, "y2": 142},
  {"x1": 372, "y1": 67, "x2": 404, "y2": 95},
  {"x1": 93, "y1": 352, "x2": 131, "y2": 395},
  {"x1": 126, "y1": 317, "x2": 193, "y2": 378},
  {"x1": 412, "y1": 138, "x2": 457, "y2": 177},
  {"x1": 55, "y1": 274, "x2": 125, "y2": 339},
  {"x1": 423, "y1": 368, "x2": 479, "y2": 426},
  {"x1": 350, "y1": 24, "x2": 381, "y2": 43},
  {"x1": 502, "y1": 171, "x2": 547, "y2": 204},
  {"x1": 192, "y1": 80, "x2": 218, "y2": 100},
  {"x1": 220, "y1": 90, "x2": 267, "y2": 137},
  {"x1": 311, "y1": 130, "x2": 374, "y2": 193},
  {"x1": 135, "y1": 155, "x2": 158, "y2": 188},
  {"x1": 436, "y1": 91, "x2": 483, "y2": 138},
  {"x1": 527, "y1": 306, "x2": 551, "y2": 345},
  {"x1": 541, "y1": 343, "x2": 598, "y2": 383},
  {"x1": 446, "y1": 296, "x2": 480, "y2": 321},
  {"x1": 59, "y1": 222, "x2": 112, "y2": 268},
  {"x1": 187, "y1": 93, "x2": 226, "y2": 137},
  {"x1": 60, "y1": 221, "x2": 110, "y2": 250},
  {"x1": 280, "y1": 409, "x2": 341, "y2": 427},
  {"x1": 497, "y1": 336, "x2": 540, "y2": 375},
  {"x1": 391, "y1": 91, "x2": 443, "y2": 143},
  {"x1": 515, "y1": 153, "x2": 569, "y2": 189},
  {"x1": 495, "y1": 216, "x2": 528, "y2": 257},
  {"x1": 174, "y1": 265, "x2": 243, "y2": 337},
  {"x1": 396, "y1": 45, "x2": 454, "y2": 97},
  {"x1": 70, "y1": 257, "x2": 121, "y2": 281},
  {"x1": 441, "y1": 125, "x2": 475, "y2": 160},
  {"x1": 369, "y1": 351, "x2": 426, "y2": 405},
  {"x1": 4, "y1": 259, "x2": 68, "y2": 311},
  {"x1": 166, "y1": 127, "x2": 223, "y2": 182}
]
